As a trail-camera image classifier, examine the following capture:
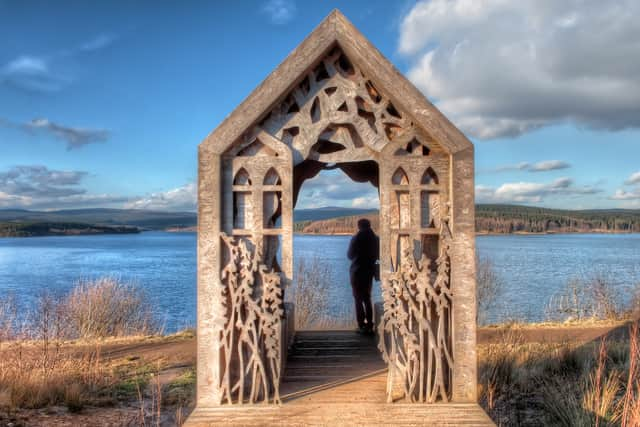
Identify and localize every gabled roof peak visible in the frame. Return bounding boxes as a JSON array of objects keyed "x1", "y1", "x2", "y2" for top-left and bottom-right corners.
[{"x1": 201, "y1": 9, "x2": 472, "y2": 155}]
